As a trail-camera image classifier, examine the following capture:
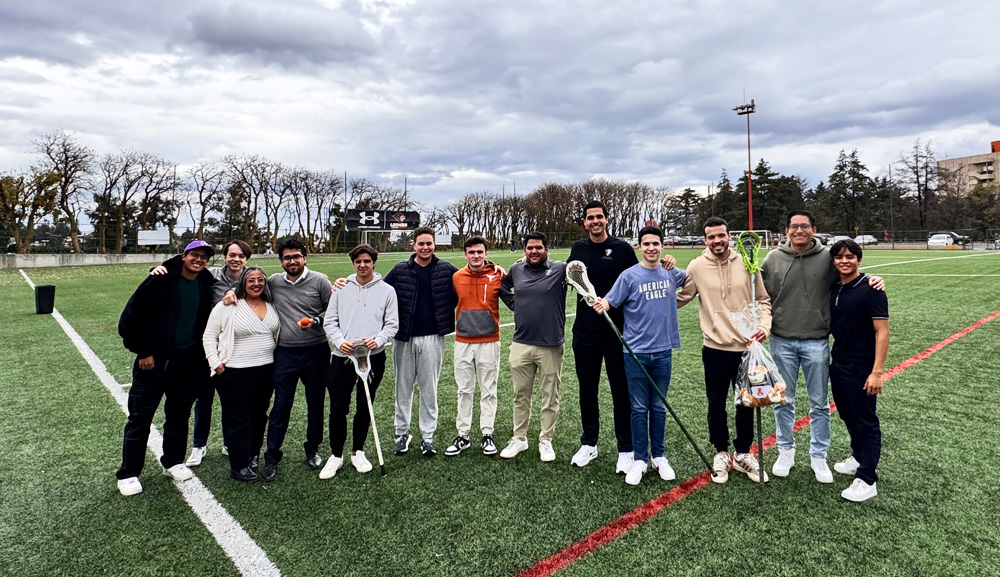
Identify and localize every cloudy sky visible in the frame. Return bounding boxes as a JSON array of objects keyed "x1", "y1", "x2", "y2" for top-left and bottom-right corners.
[{"x1": 2, "y1": 0, "x2": 998, "y2": 211}]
